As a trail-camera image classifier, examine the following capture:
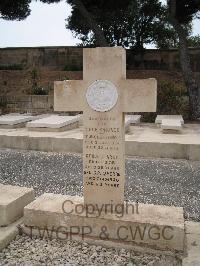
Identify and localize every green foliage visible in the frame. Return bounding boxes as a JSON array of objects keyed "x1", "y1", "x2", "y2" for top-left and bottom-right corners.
[
  {"x1": 143, "y1": 80, "x2": 190, "y2": 122},
  {"x1": 30, "y1": 68, "x2": 39, "y2": 91},
  {"x1": 67, "y1": 0, "x2": 129, "y2": 9},
  {"x1": 0, "y1": 101, "x2": 7, "y2": 108},
  {"x1": 30, "y1": 68, "x2": 38, "y2": 80},
  {"x1": 63, "y1": 63, "x2": 82, "y2": 71},
  {"x1": 67, "y1": 0, "x2": 174, "y2": 49},
  {"x1": 154, "y1": 26, "x2": 179, "y2": 49},
  {"x1": 0, "y1": 0, "x2": 31, "y2": 21},
  {"x1": 173, "y1": 0, "x2": 200, "y2": 24},
  {"x1": 0, "y1": 0, "x2": 61, "y2": 21},
  {"x1": 40, "y1": 0, "x2": 61, "y2": 3},
  {"x1": 32, "y1": 87, "x2": 48, "y2": 95},
  {"x1": 0, "y1": 64, "x2": 23, "y2": 70},
  {"x1": 187, "y1": 35, "x2": 200, "y2": 47},
  {"x1": 155, "y1": 23, "x2": 192, "y2": 49},
  {"x1": 60, "y1": 76, "x2": 70, "y2": 80},
  {"x1": 157, "y1": 81, "x2": 189, "y2": 116},
  {"x1": 28, "y1": 68, "x2": 50, "y2": 95},
  {"x1": 0, "y1": 97, "x2": 7, "y2": 110}
]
